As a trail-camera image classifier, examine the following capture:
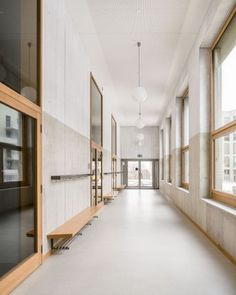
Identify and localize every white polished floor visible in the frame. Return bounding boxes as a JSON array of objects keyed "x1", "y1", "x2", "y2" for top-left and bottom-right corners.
[{"x1": 12, "y1": 190, "x2": 236, "y2": 295}]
